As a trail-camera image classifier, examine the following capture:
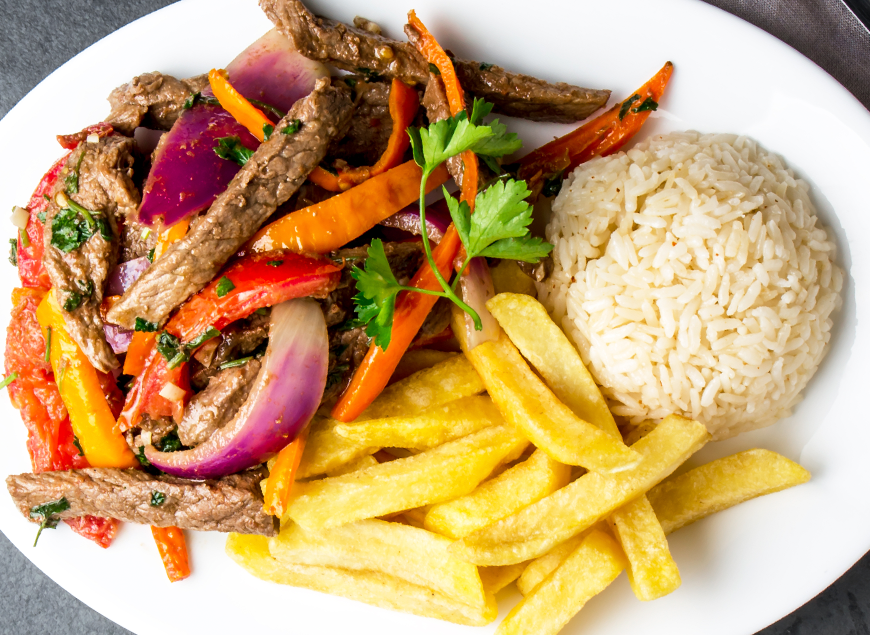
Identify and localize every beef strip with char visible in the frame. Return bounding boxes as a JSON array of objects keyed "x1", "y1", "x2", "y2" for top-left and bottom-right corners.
[
  {"x1": 6, "y1": 467, "x2": 276, "y2": 536},
  {"x1": 190, "y1": 311, "x2": 271, "y2": 390},
  {"x1": 107, "y1": 78, "x2": 354, "y2": 330},
  {"x1": 330, "y1": 78, "x2": 394, "y2": 165},
  {"x1": 260, "y1": 0, "x2": 610, "y2": 123},
  {"x1": 106, "y1": 72, "x2": 209, "y2": 135},
  {"x1": 178, "y1": 359, "x2": 262, "y2": 447},
  {"x1": 42, "y1": 135, "x2": 140, "y2": 372}
]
